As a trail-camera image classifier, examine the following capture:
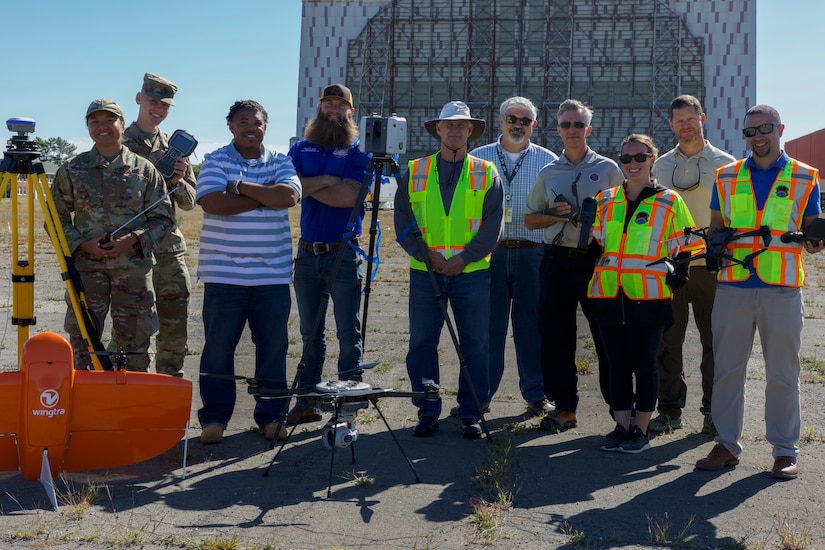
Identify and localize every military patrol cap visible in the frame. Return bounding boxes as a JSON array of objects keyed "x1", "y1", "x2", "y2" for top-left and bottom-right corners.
[
  {"x1": 320, "y1": 84, "x2": 353, "y2": 108},
  {"x1": 142, "y1": 72, "x2": 177, "y2": 105},
  {"x1": 86, "y1": 98, "x2": 124, "y2": 119}
]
